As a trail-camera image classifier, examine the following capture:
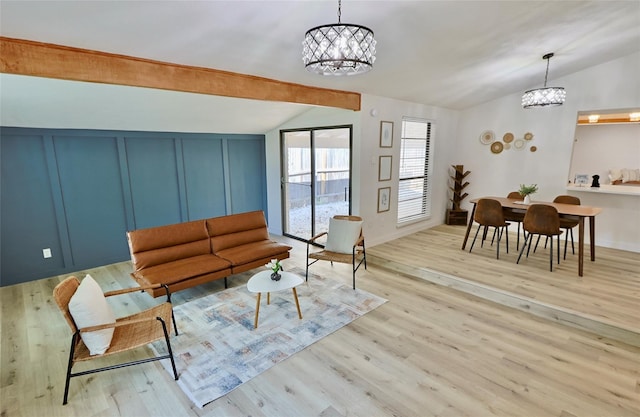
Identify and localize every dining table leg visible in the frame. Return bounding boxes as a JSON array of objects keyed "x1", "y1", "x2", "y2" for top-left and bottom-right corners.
[
  {"x1": 589, "y1": 215, "x2": 596, "y2": 261},
  {"x1": 461, "y1": 203, "x2": 477, "y2": 250},
  {"x1": 578, "y1": 217, "x2": 585, "y2": 277}
]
